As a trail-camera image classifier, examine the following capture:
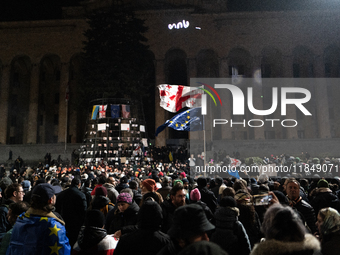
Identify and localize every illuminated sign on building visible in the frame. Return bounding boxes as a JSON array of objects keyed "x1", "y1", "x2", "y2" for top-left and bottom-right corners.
[{"x1": 168, "y1": 20, "x2": 190, "y2": 30}]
